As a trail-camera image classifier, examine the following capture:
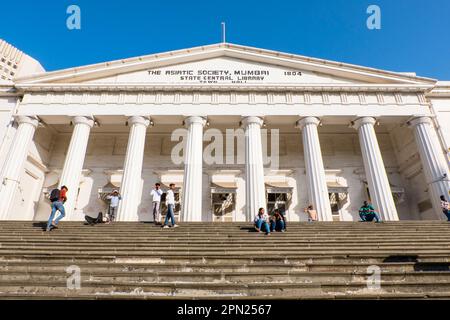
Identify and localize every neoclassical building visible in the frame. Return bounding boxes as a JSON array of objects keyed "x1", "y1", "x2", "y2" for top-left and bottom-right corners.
[{"x1": 0, "y1": 40, "x2": 448, "y2": 222}]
